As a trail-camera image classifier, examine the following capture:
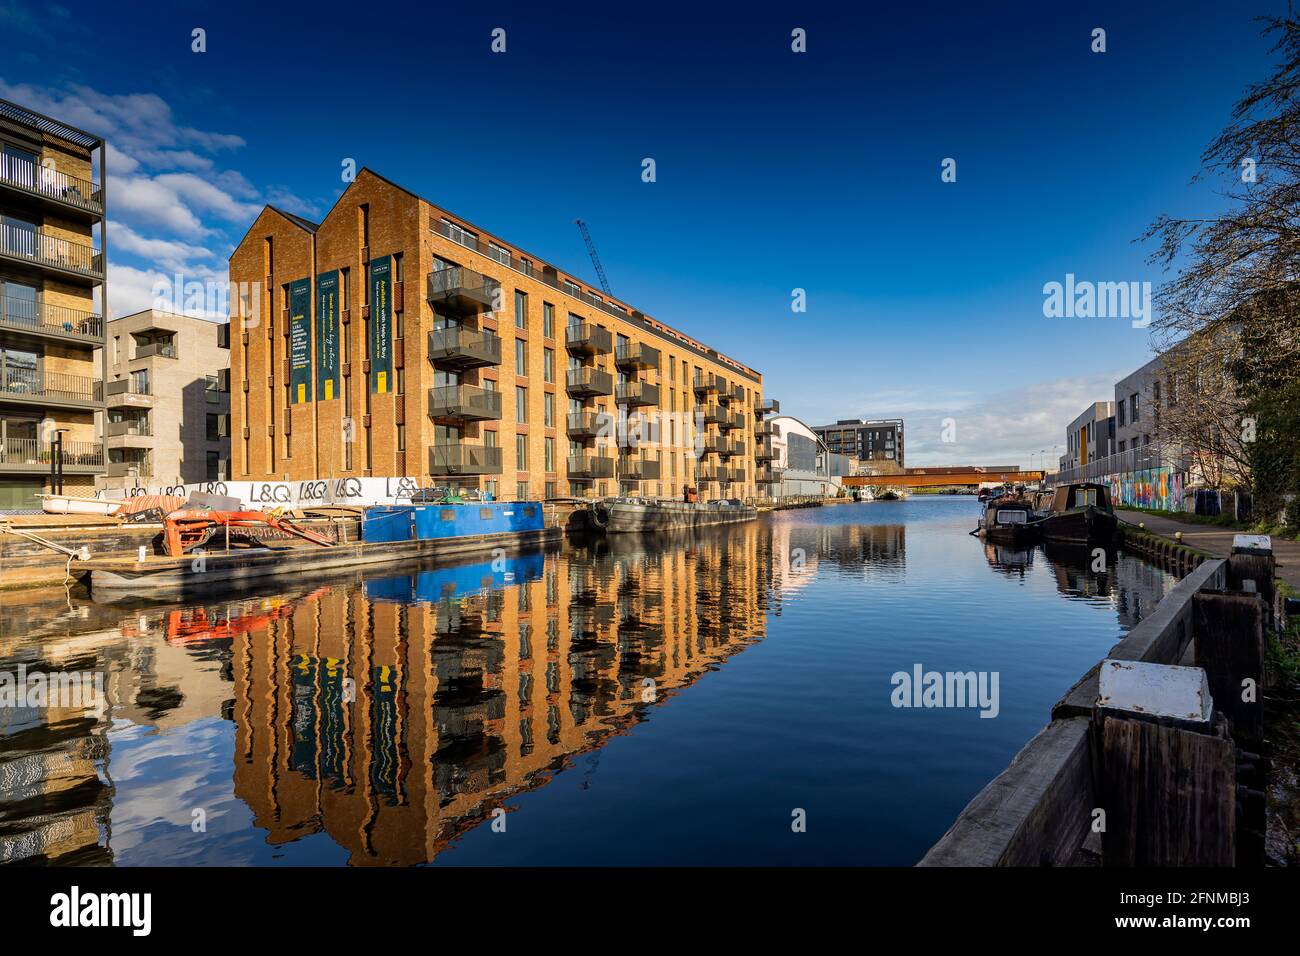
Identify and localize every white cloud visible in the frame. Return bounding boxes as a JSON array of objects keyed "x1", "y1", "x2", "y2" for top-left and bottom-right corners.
[{"x1": 107, "y1": 222, "x2": 216, "y2": 274}]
